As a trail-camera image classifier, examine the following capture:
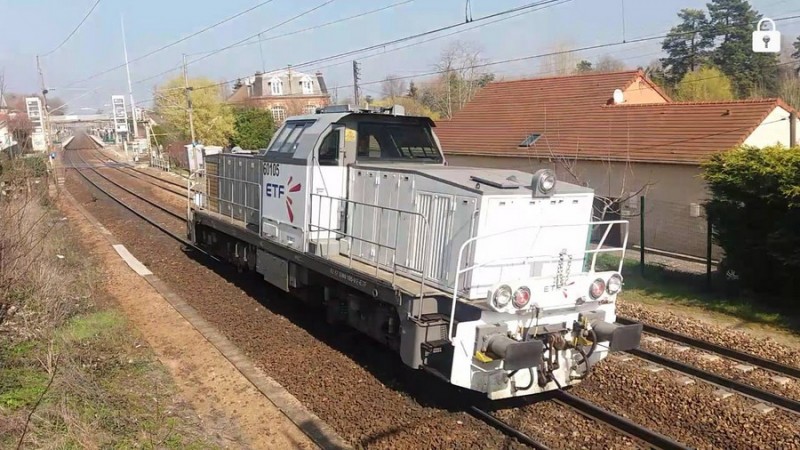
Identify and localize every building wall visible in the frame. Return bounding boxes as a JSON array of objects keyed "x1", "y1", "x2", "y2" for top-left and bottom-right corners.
[
  {"x1": 622, "y1": 78, "x2": 669, "y2": 104},
  {"x1": 743, "y1": 107, "x2": 799, "y2": 147},
  {"x1": 446, "y1": 154, "x2": 717, "y2": 258}
]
